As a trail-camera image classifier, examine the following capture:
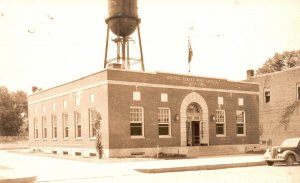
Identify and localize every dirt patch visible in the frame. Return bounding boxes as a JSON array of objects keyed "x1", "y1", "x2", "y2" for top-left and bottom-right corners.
[
  {"x1": 0, "y1": 141, "x2": 29, "y2": 150},
  {"x1": 0, "y1": 165, "x2": 12, "y2": 170}
]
